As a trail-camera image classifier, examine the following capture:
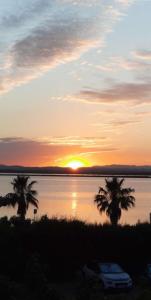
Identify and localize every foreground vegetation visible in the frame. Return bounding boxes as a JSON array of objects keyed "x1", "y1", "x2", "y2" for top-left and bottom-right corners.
[
  {"x1": 0, "y1": 175, "x2": 148, "y2": 299},
  {"x1": 0, "y1": 216, "x2": 151, "y2": 299}
]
